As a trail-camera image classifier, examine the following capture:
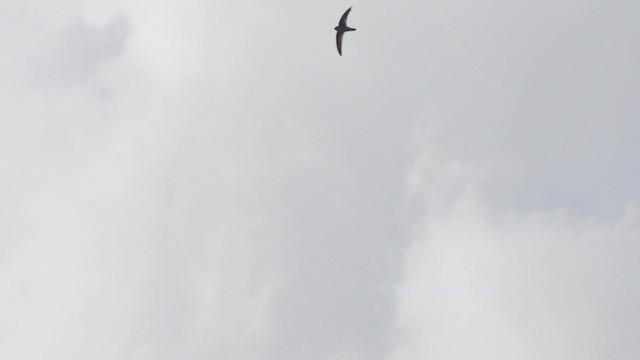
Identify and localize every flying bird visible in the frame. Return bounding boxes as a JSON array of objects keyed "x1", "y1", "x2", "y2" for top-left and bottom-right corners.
[{"x1": 335, "y1": 7, "x2": 356, "y2": 56}]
